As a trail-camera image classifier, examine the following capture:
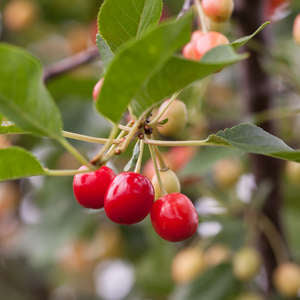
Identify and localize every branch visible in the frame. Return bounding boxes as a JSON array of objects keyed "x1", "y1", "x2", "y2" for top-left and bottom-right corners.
[
  {"x1": 177, "y1": 0, "x2": 194, "y2": 19},
  {"x1": 235, "y1": 0, "x2": 289, "y2": 294},
  {"x1": 43, "y1": 46, "x2": 100, "y2": 82}
]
